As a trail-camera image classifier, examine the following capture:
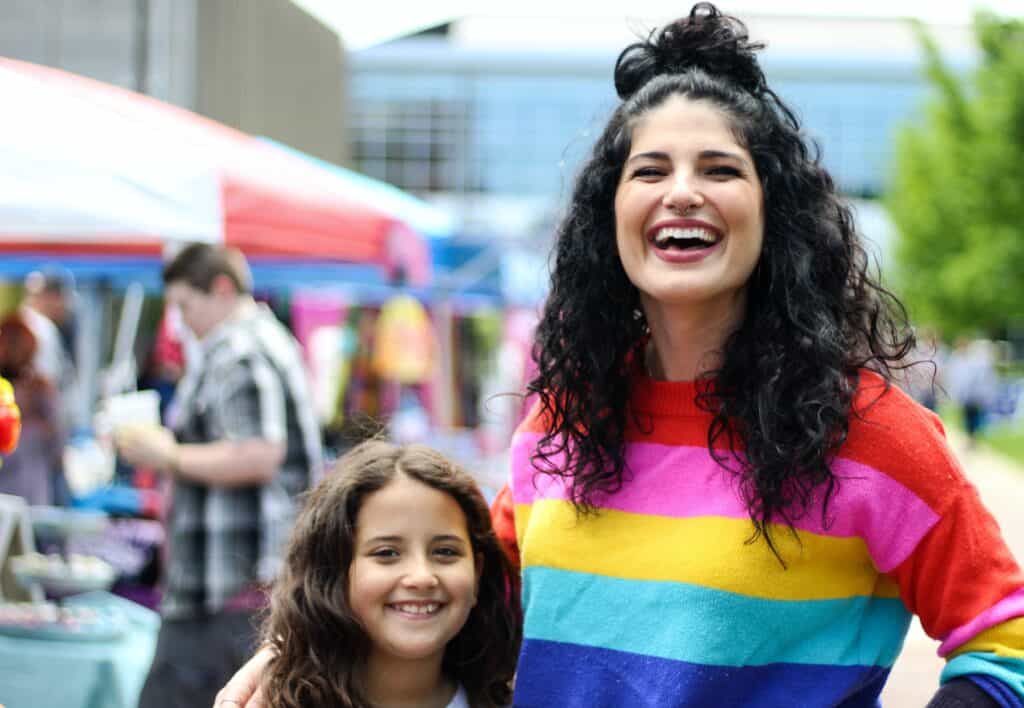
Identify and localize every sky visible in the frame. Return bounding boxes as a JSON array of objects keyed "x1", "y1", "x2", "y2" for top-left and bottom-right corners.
[{"x1": 291, "y1": 0, "x2": 1024, "y2": 50}]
